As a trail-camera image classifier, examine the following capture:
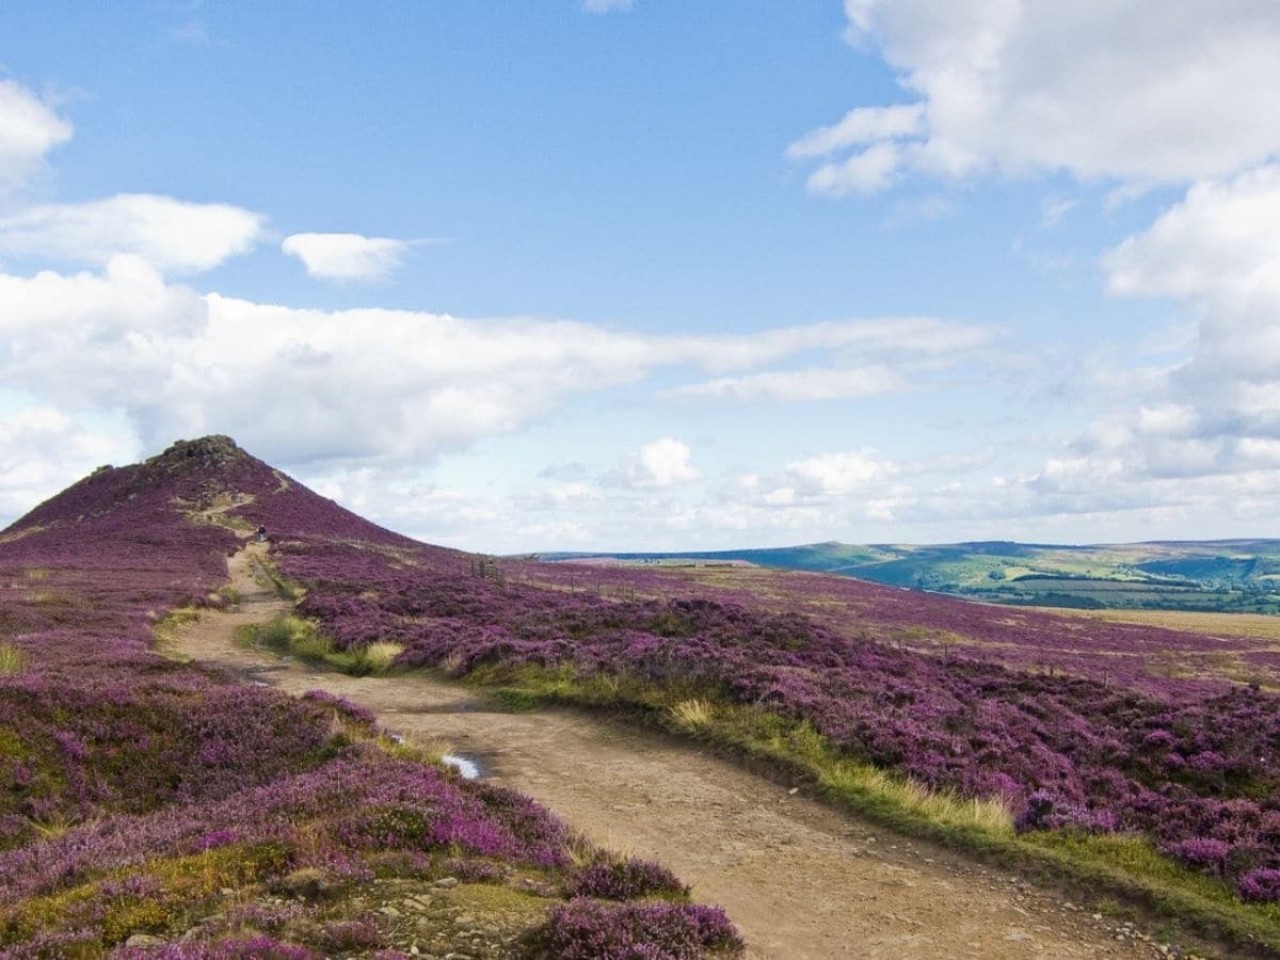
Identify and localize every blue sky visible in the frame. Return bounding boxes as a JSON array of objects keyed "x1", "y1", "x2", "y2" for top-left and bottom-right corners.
[{"x1": 2, "y1": 2, "x2": 1280, "y2": 552}]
